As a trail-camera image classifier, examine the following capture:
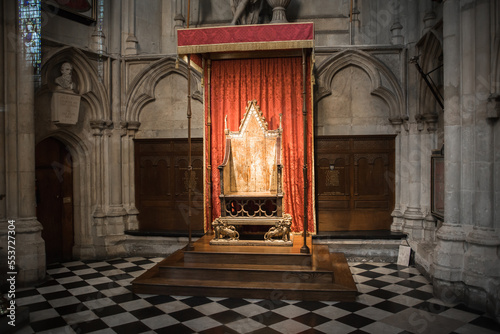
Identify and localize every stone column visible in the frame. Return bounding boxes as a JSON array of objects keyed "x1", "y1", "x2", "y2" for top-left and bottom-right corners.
[
  {"x1": 174, "y1": 0, "x2": 185, "y2": 29},
  {"x1": 352, "y1": 6, "x2": 361, "y2": 45},
  {"x1": 433, "y1": 0, "x2": 466, "y2": 296},
  {"x1": 104, "y1": 1, "x2": 126, "y2": 237},
  {"x1": 390, "y1": 22, "x2": 404, "y2": 45},
  {"x1": 106, "y1": 58, "x2": 126, "y2": 235},
  {"x1": 123, "y1": 121, "x2": 140, "y2": 230},
  {"x1": 124, "y1": 0, "x2": 138, "y2": 55},
  {"x1": 390, "y1": 119, "x2": 404, "y2": 232},
  {"x1": 422, "y1": 123, "x2": 437, "y2": 243},
  {"x1": 389, "y1": 0, "x2": 404, "y2": 45},
  {"x1": 463, "y1": 0, "x2": 500, "y2": 311},
  {"x1": 90, "y1": 120, "x2": 106, "y2": 236},
  {"x1": 161, "y1": 0, "x2": 180, "y2": 54},
  {"x1": 422, "y1": 1, "x2": 436, "y2": 36},
  {"x1": 403, "y1": 121, "x2": 425, "y2": 240},
  {"x1": 0, "y1": 1, "x2": 45, "y2": 284}
]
